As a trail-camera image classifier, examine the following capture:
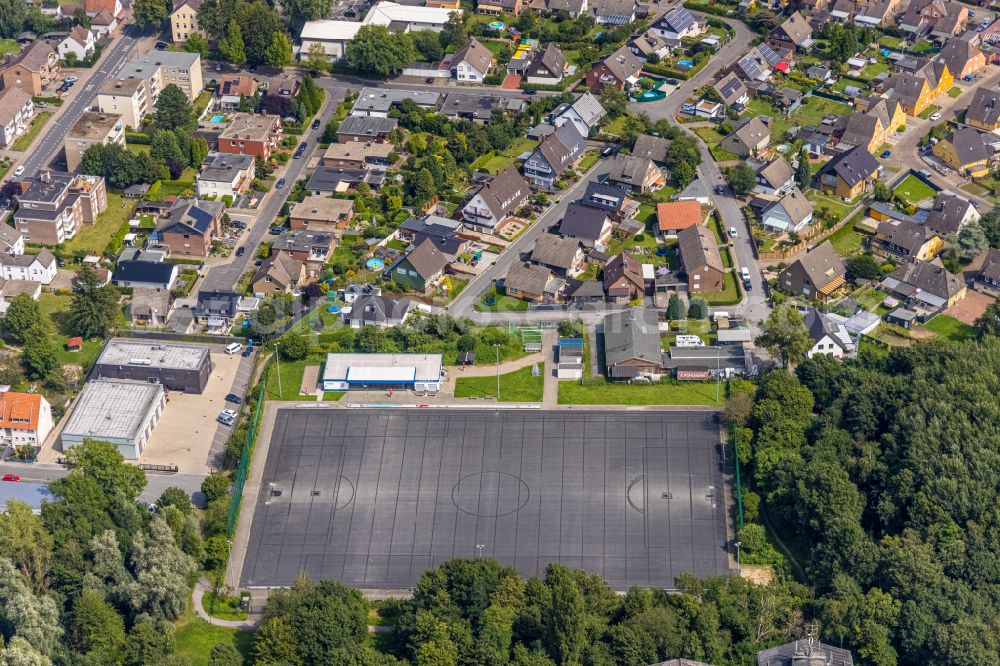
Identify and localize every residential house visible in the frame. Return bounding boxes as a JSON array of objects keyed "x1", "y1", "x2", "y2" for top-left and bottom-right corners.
[
  {"x1": 965, "y1": 87, "x2": 1000, "y2": 131},
  {"x1": 882, "y1": 257, "x2": 966, "y2": 312},
  {"x1": 766, "y1": 11, "x2": 813, "y2": 53},
  {"x1": 215, "y1": 75, "x2": 258, "y2": 109},
  {"x1": 608, "y1": 155, "x2": 664, "y2": 193},
  {"x1": 777, "y1": 240, "x2": 845, "y2": 300},
  {"x1": 974, "y1": 247, "x2": 1000, "y2": 293},
  {"x1": 656, "y1": 200, "x2": 703, "y2": 236},
  {"x1": 91, "y1": 10, "x2": 119, "y2": 37},
  {"x1": 840, "y1": 97, "x2": 906, "y2": 153},
  {"x1": 196, "y1": 153, "x2": 255, "y2": 199},
  {"x1": 389, "y1": 238, "x2": 449, "y2": 292},
  {"x1": 0, "y1": 248, "x2": 56, "y2": 284},
  {"x1": 632, "y1": 133, "x2": 672, "y2": 166},
  {"x1": 461, "y1": 165, "x2": 529, "y2": 233},
  {"x1": 590, "y1": 0, "x2": 638, "y2": 25},
  {"x1": 289, "y1": 196, "x2": 354, "y2": 232},
  {"x1": 272, "y1": 230, "x2": 334, "y2": 277},
  {"x1": 260, "y1": 75, "x2": 300, "y2": 116},
  {"x1": 251, "y1": 253, "x2": 305, "y2": 296},
  {"x1": 127, "y1": 288, "x2": 174, "y2": 327},
  {"x1": 298, "y1": 20, "x2": 364, "y2": 62},
  {"x1": 306, "y1": 167, "x2": 387, "y2": 194},
  {"x1": 677, "y1": 223, "x2": 724, "y2": 292},
  {"x1": 872, "y1": 218, "x2": 942, "y2": 261},
  {"x1": 652, "y1": 6, "x2": 700, "y2": 40},
  {"x1": 558, "y1": 202, "x2": 613, "y2": 248},
  {"x1": 530, "y1": 233, "x2": 584, "y2": 276},
  {"x1": 336, "y1": 116, "x2": 397, "y2": 143},
  {"x1": 362, "y1": 2, "x2": 459, "y2": 31},
  {"x1": 585, "y1": 45, "x2": 643, "y2": 91},
  {"x1": 721, "y1": 117, "x2": 770, "y2": 157},
  {"x1": 580, "y1": 180, "x2": 633, "y2": 219},
  {"x1": 760, "y1": 188, "x2": 813, "y2": 233},
  {"x1": 155, "y1": 197, "x2": 224, "y2": 256},
  {"x1": 713, "y1": 73, "x2": 749, "y2": 110},
  {"x1": 547, "y1": 0, "x2": 588, "y2": 15},
  {"x1": 64, "y1": 111, "x2": 124, "y2": 172},
  {"x1": 118, "y1": 50, "x2": 203, "y2": 102},
  {"x1": 0, "y1": 279, "x2": 41, "y2": 316},
  {"x1": 1, "y1": 42, "x2": 60, "y2": 96},
  {"x1": 58, "y1": 25, "x2": 95, "y2": 61},
  {"x1": 883, "y1": 59, "x2": 952, "y2": 116},
  {"x1": 503, "y1": 262, "x2": 564, "y2": 303},
  {"x1": 553, "y1": 91, "x2": 606, "y2": 137},
  {"x1": 628, "y1": 30, "x2": 671, "y2": 63},
  {"x1": 754, "y1": 156, "x2": 795, "y2": 195},
  {"x1": 901, "y1": 0, "x2": 967, "y2": 36},
  {"x1": 13, "y1": 171, "x2": 107, "y2": 245},
  {"x1": 933, "y1": 126, "x2": 994, "y2": 178},
  {"x1": 817, "y1": 145, "x2": 880, "y2": 198},
  {"x1": 111, "y1": 260, "x2": 179, "y2": 290},
  {"x1": 693, "y1": 99, "x2": 724, "y2": 119},
  {"x1": 218, "y1": 113, "x2": 281, "y2": 161},
  {"x1": 170, "y1": 0, "x2": 204, "y2": 42},
  {"x1": 84, "y1": 0, "x2": 122, "y2": 17},
  {"x1": 924, "y1": 191, "x2": 979, "y2": 236},
  {"x1": 194, "y1": 290, "x2": 239, "y2": 332},
  {"x1": 807, "y1": 65, "x2": 835, "y2": 84},
  {"x1": 344, "y1": 294, "x2": 410, "y2": 328},
  {"x1": 936, "y1": 37, "x2": 985, "y2": 80},
  {"x1": 438, "y1": 92, "x2": 499, "y2": 121},
  {"x1": 320, "y1": 141, "x2": 395, "y2": 169},
  {"x1": 0, "y1": 225, "x2": 24, "y2": 257},
  {"x1": 603, "y1": 308, "x2": 662, "y2": 381},
  {"x1": 349, "y1": 87, "x2": 440, "y2": 118},
  {"x1": 398, "y1": 216, "x2": 466, "y2": 257},
  {"x1": 476, "y1": 0, "x2": 520, "y2": 11},
  {"x1": 854, "y1": 0, "x2": 904, "y2": 26},
  {"x1": 603, "y1": 251, "x2": 645, "y2": 302},
  {"x1": 676, "y1": 179, "x2": 711, "y2": 205},
  {"x1": 732, "y1": 47, "x2": 773, "y2": 82},
  {"x1": 0, "y1": 392, "x2": 53, "y2": 451},
  {"x1": 804, "y1": 308, "x2": 855, "y2": 358},
  {"x1": 451, "y1": 38, "x2": 495, "y2": 82},
  {"x1": 526, "y1": 44, "x2": 568, "y2": 84},
  {"x1": 523, "y1": 122, "x2": 586, "y2": 189},
  {"x1": 0, "y1": 86, "x2": 33, "y2": 147},
  {"x1": 97, "y1": 78, "x2": 149, "y2": 130}
]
